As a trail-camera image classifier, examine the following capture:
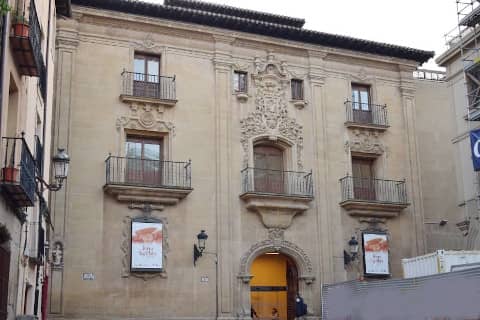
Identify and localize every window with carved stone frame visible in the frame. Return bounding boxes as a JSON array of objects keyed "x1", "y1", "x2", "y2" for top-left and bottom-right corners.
[
  {"x1": 234, "y1": 71, "x2": 248, "y2": 93},
  {"x1": 291, "y1": 79, "x2": 304, "y2": 100}
]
